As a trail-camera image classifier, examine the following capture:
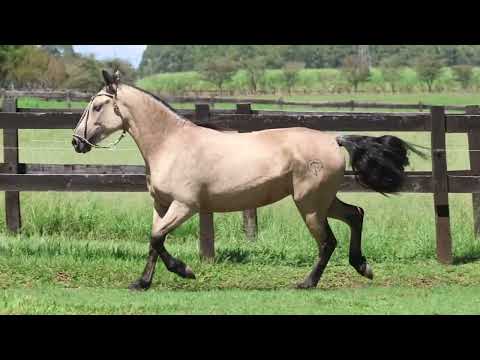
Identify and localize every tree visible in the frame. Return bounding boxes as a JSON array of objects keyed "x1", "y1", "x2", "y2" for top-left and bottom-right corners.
[
  {"x1": 0, "y1": 45, "x2": 22, "y2": 87},
  {"x1": 63, "y1": 55, "x2": 103, "y2": 92},
  {"x1": 380, "y1": 55, "x2": 403, "y2": 93},
  {"x1": 197, "y1": 56, "x2": 238, "y2": 93},
  {"x1": 282, "y1": 61, "x2": 305, "y2": 94},
  {"x1": 103, "y1": 58, "x2": 137, "y2": 83},
  {"x1": 243, "y1": 56, "x2": 267, "y2": 94},
  {"x1": 0, "y1": 46, "x2": 69, "y2": 89},
  {"x1": 138, "y1": 45, "x2": 480, "y2": 75},
  {"x1": 415, "y1": 55, "x2": 444, "y2": 92},
  {"x1": 222, "y1": 47, "x2": 268, "y2": 94},
  {"x1": 41, "y1": 45, "x2": 75, "y2": 57},
  {"x1": 341, "y1": 55, "x2": 370, "y2": 92},
  {"x1": 452, "y1": 65, "x2": 474, "y2": 90},
  {"x1": 138, "y1": 45, "x2": 196, "y2": 74},
  {"x1": 44, "y1": 55, "x2": 68, "y2": 88},
  {"x1": 3, "y1": 46, "x2": 51, "y2": 88}
]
